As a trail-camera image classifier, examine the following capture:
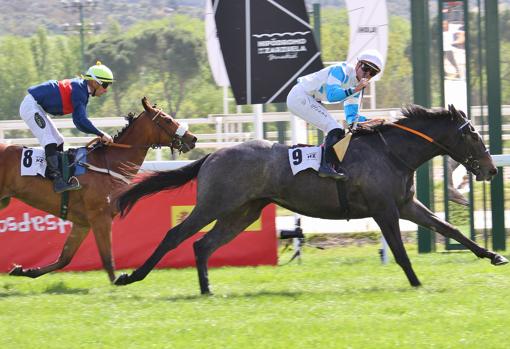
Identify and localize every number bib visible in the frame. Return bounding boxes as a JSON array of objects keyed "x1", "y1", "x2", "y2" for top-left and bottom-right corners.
[
  {"x1": 20, "y1": 147, "x2": 47, "y2": 177},
  {"x1": 288, "y1": 146, "x2": 322, "y2": 175}
]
